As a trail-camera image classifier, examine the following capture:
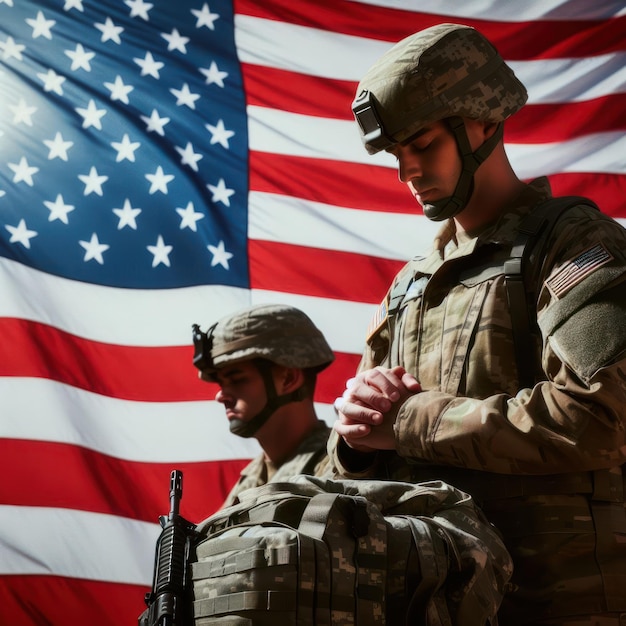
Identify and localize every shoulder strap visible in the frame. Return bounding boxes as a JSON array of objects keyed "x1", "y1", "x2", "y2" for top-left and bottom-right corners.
[{"x1": 504, "y1": 195, "x2": 599, "y2": 388}]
